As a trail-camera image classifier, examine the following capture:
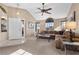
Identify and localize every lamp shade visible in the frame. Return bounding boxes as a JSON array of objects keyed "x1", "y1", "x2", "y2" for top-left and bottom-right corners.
[{"x1": 65, "y1": 21, "x2": 77, "y2": 30}]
